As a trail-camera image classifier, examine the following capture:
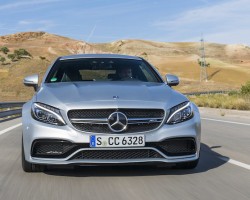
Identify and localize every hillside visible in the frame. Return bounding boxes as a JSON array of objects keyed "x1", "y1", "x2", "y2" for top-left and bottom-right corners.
[
  {"x1": 93, "y1": 40, "x2": 250, "y2": 92},
  {"x1": 0, "y1": 32, "x2": 250, "y2": 101},
  {"x1": 0, "y1": 32, "x2": 104, "y2": 101}
]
